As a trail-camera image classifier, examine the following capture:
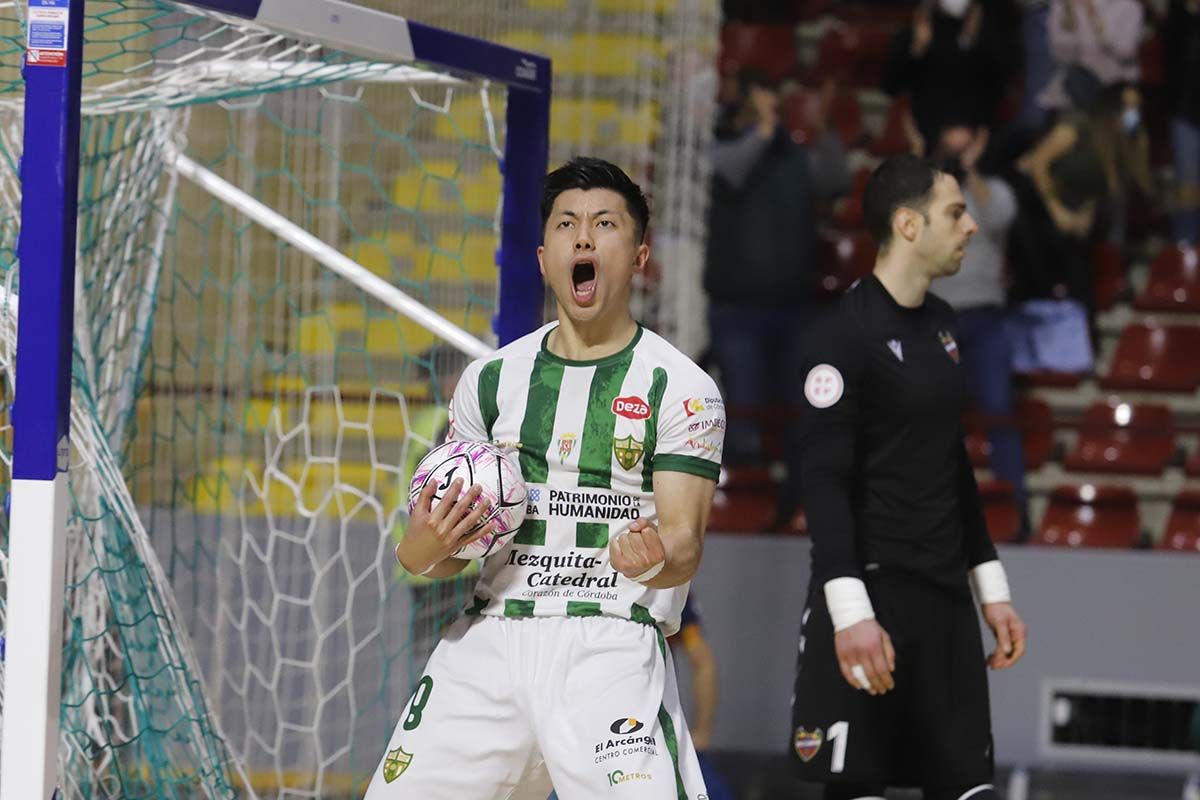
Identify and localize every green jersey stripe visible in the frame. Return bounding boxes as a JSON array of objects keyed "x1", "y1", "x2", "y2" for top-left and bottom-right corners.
[
  {"x1": 566, "y1": 601, "x2": 602, "y2": 617},
  {"x1": 504, "y1": 599, "x2": 535, "y2": 618},
  {"x1": 575, "y1": 522, "x2": 608, "y2": 548},
  {"x1": 477, "y1": 359, "x2": 503, "y2": 439},
  {"x1": 518, "y1": 353, "x2": 564, "y2": 483},
  {"x1": 653, "y1": 454, "x2": 720, "y2": 481},
  {"x1": 640, "y1": 367, "x2": 668, "y2": 492},
  {"x1": 514, "y1": 519, "x2": 547, "y2": 546},
  {"x1": 657, "y1": 703, "x2": 687, "y2": 800},
  {"x1": 577, "y1": 348, "x2": 636, "y2": 489}
]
